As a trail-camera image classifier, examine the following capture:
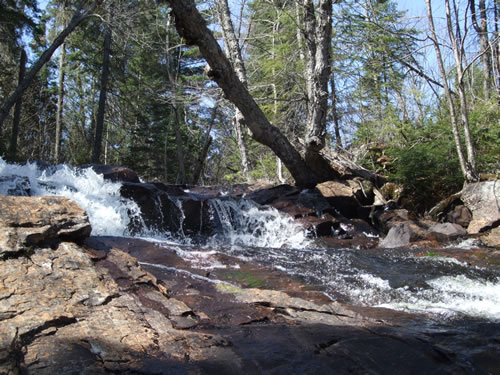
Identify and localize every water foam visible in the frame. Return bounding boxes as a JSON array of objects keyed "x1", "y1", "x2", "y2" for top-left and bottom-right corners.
[
  {"x1": 0, "y1": 158, "x2": 142, "y2": 236},
  {"x1": 209, "y1": 198, "x2": 311, "y2": 249}
]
